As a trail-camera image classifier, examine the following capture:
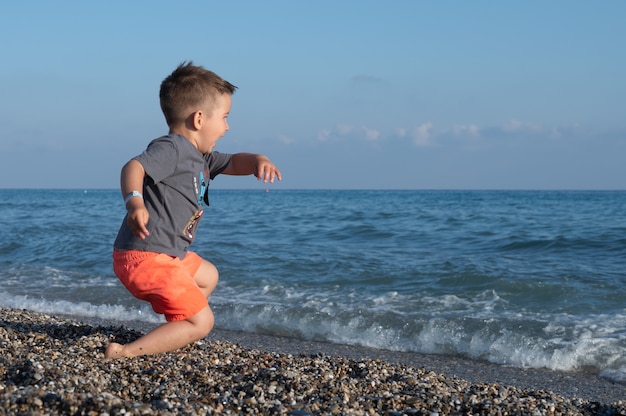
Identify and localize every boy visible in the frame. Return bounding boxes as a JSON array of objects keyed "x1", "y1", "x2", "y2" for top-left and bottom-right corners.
[{"x1": 106, "y1": 62, "x2": 281, "y2": 359}]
